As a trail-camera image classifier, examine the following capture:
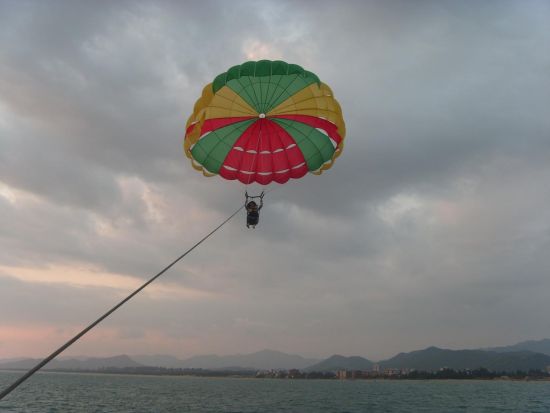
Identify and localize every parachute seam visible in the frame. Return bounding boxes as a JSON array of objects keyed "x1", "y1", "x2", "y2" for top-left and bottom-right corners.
[
  {"x1": 248, "y1": 118, "x2": 263, "y2": 184},
  {"x1": 233, "y1": 121, "x2": 259, "y2": 183},
  {"x1": 264, "y1": 75, "x2": 316, "y2": 113},
  {"x1": 268, "y1": 83, "x2": 332, "y2": 113},
  {"x1": 247, "y1": 77, "x2": 263, "y2": 113},
  {"x1": 211, "y1": 91, "x2": 257, "y2": 114},
  {"x1": 262, "y1": 76, "x2": 287, "y2": 113},
  {"x1": 263, "y1": 120, "x2": 276, "y2": 183},
  {"x1": 212, "y1": 61, "x2": 319, "y2": 94},
  {"x1": 277, "y1": 121, "x2": 294, "y2": 183},
  {"x1": 273, "y1": 118, "x2": 326, "y2": 171},
  {"x1": 262, "y1": 79, "x2": 277, "y2": 114},
  {"x1": 197, "y1": 120, "x2": 254, "y2": 173},
  {"x1": 226, "y1": 78, "x2": 260, "y2": 114},
  {"x1": 185, "y1": 69, "x2": 346, "y2": 183},
  {"x1": 204, "y1": 104, "x2": 255, "y2": 116},
  {"x1": 263, "y1": 74, "x2": 301, "y2": 114},
  {"x1": 272, "y1": 119, "x2": 304, "y2": 183},
  {"x1": 271, "y1": 115, "x2": 342, "y2": 146},
  {"x1": 233, "y1": 123, "x2": 253, "y2": 179},
  {"x1": 297, "y1": 126, "x2": 326, "y2": 170}
]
